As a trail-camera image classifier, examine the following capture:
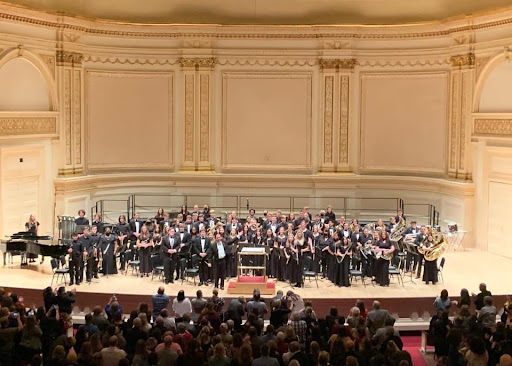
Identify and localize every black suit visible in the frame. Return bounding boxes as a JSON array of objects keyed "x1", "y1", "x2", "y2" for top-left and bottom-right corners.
[
  {"x1": 161, "y1": 234, "x2": 181, "y2": 282},
  {"x1": 210, "y1": 240, "x2": 229, "y2": 288},
  {"x1": 415, "y1": 233, "x2": 426, "y2": 277},
  {"x1": 128, "y1": 219, "x2": 144, "y2": 242},
  {"x1": 403, "y1": 226, "x2": 420, "y2": 272},
  {"x1": 193, "y1": 236, "x2": 211, "y2": 283}
]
